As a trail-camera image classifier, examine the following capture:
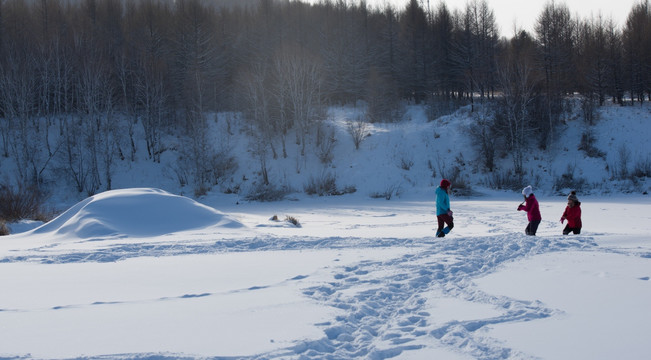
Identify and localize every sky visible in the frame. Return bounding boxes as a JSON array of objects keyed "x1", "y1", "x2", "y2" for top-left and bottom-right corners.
[{"x1": 363, "y1": 0, "x2": 640, "y2": 36}]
